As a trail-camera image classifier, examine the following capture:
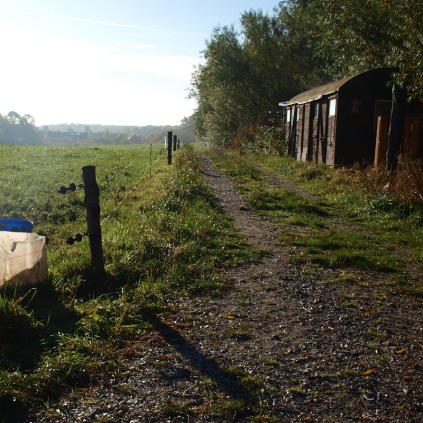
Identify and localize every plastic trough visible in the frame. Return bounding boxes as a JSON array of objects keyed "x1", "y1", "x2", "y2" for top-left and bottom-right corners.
[{"x1": 0, "y1": 231, "x2": 48, "y2": 288}]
